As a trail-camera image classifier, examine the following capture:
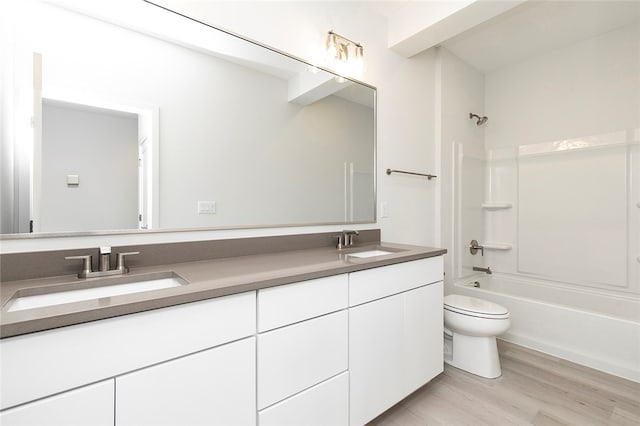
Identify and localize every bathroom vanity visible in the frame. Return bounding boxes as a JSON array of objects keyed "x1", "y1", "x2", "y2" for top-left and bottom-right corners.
[{"x1": 0, "y1": 239, "x2": 445, "y2": 426}]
